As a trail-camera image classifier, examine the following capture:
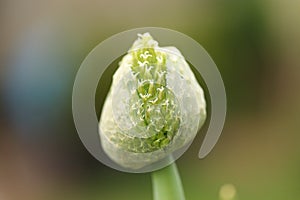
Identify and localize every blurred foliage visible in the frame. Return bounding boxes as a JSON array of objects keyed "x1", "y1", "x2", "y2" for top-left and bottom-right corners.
[{"x1": 0, "y1": 0, "x2": 300, "y2": 200}]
